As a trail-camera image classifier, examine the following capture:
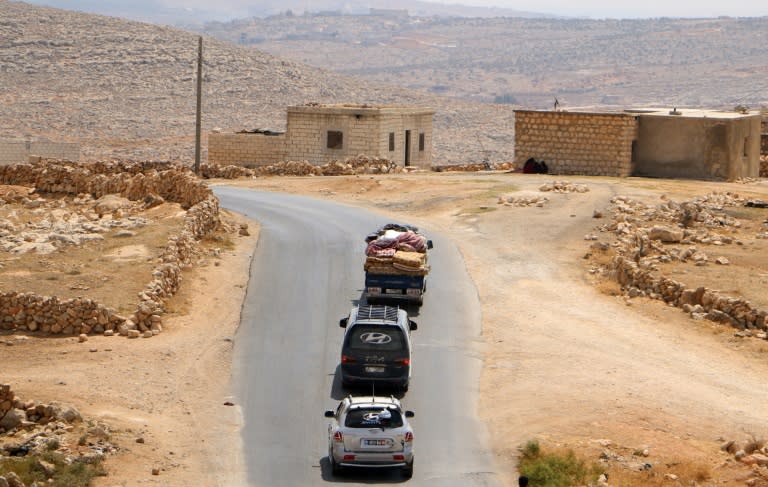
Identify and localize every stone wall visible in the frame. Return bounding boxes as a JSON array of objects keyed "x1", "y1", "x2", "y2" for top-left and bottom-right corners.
[
  {"x1": 207, "y1": 132, "x2": 287, "y2": 167},
  {"x1": 611, "y1": 256, "x2": 766, "y2": 331},
  {"x1": 0, "y1": 160, "x2": 220, "y2": 337},
  {"x1": 514, "y1": 110, "x2": 637, "y2": 176},
  {"x1": 200, "y1": 155, "x2": 403, "y2": 178},
  {"x1": 0, "y1": 140, "x2": 80, "y2": 165},
  {"x1": 594, "y1": 193, "x2": 767, "y2": 334}
]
